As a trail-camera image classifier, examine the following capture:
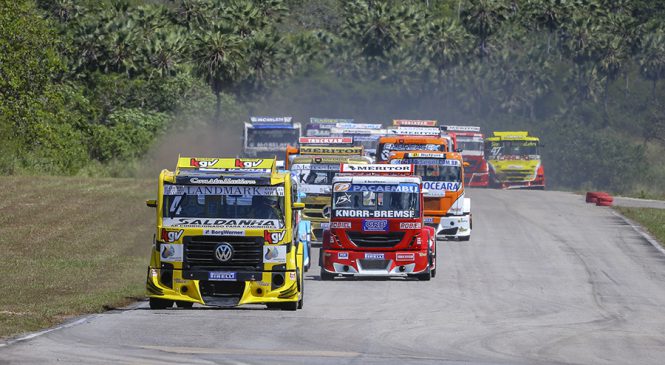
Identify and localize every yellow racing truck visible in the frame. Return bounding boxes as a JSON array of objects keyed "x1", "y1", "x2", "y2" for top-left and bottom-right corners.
[
  {"x1": 291, "y1": 155, "x2": 369, "y2": 243},
  {"x1": 145, "y1": 157, "x2": 305, "y2": 310},
  {"x1": 485, "y1": 131, "x2": 545, "y2": 189}
]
